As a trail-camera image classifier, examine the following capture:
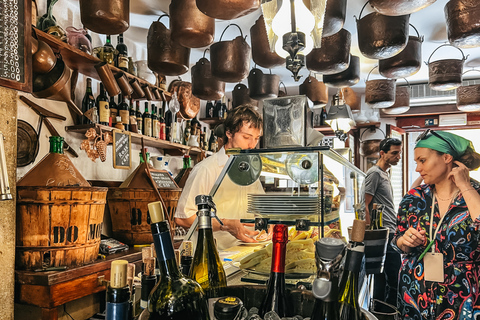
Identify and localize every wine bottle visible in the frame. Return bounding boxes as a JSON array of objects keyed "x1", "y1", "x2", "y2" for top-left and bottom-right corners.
[
  {"x1": 338, "y1": 220, "x2": 365, "y2": 320},
  {"x1": 97, "y1": 83, "x2": 110, "y2": 126},
  {"x1": 118, "y1": 94, "x2": 130, "y2": 132},
  {"x1": 138, "y1": 201, "x2": 210, "y2": 320},
  {"x1": 258, "y1": 224, "x2": 290, "y2": 318},
  {"x1": 320, "y1": 106, "x2": 327, "y2": 126},
  {"x1": 375, "y1": 204, "x2": 383, "y2": 229},
  {"x1": 221, "y1": 96, "x2": 228, "y2": 120},
  {"x1": 143, "y1": 102, "x2": 152, "y2": 137},
  {"x1": 103, "y1": 35, "x2": 115, "y2": 65},
  {"x1": 180, "y1": 240, "x2": 193, "y2": 277},
  {"x1": 200, "y1": 127, "x2": 206, "y2": 150},
  {"x1": 189, "y1": 195, "x2": 227, "y2": 298},
  {"x1": 369, "y1": 203, "x2": 378, "y2": 230},
  {"x1": 208, "y1": 132, "x2": 217, "y2": 152},
  {"x1": 127, "y1": 263, "x2": 137, "y2": 320},
  {"x1": 206, "y1": 101, "x2": 214, "y2": 118},
  {"x1": 183, "y1": 120, "x2": 191, "y2": 145},
  {"x1": 81, "y1": 78, "x2": 95, "y2": 125},
  {"x1": 152, "y1": 105, "x2": 159, "y2": 139},
  {"x1": 109, "y1": 94, "x2": 118, "y2": 127},
  {"x1": 214, "y1": 100, "x2": 223, "y2": 118},
  {"x1": 106, "y1": 260, "x2": 130, "y2": 320},
  {"x1": 165, "y1": 106, "x2": 172, "y2": 141},
  {"x1": 129, "y1": 99, "x2": 137, "y2": 133},
  {"x1": 140, "y1": 256, "x2": 157, "y2": 310},
  {"x1": 159, "y1": 105, "x2": 166, "y2": 140},
  {"x1": 116, "y1": 34, "x2": 129, "y2": 72},
  {"x1": 136, "y1": 101, "x2": 143, "y2": 135}
]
